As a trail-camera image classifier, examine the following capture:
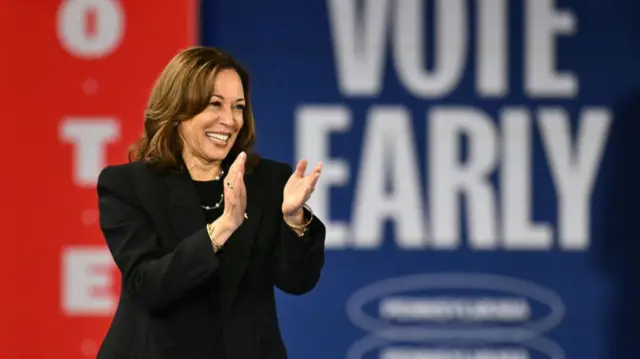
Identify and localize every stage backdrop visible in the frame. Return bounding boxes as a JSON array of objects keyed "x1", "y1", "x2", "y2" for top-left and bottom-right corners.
[
  {"x1": 199, "y1": 1, "x2": 639, "y2": 359},
  {"x1": 1, "y1": 1, "x2": 639, "y2": 359}
]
